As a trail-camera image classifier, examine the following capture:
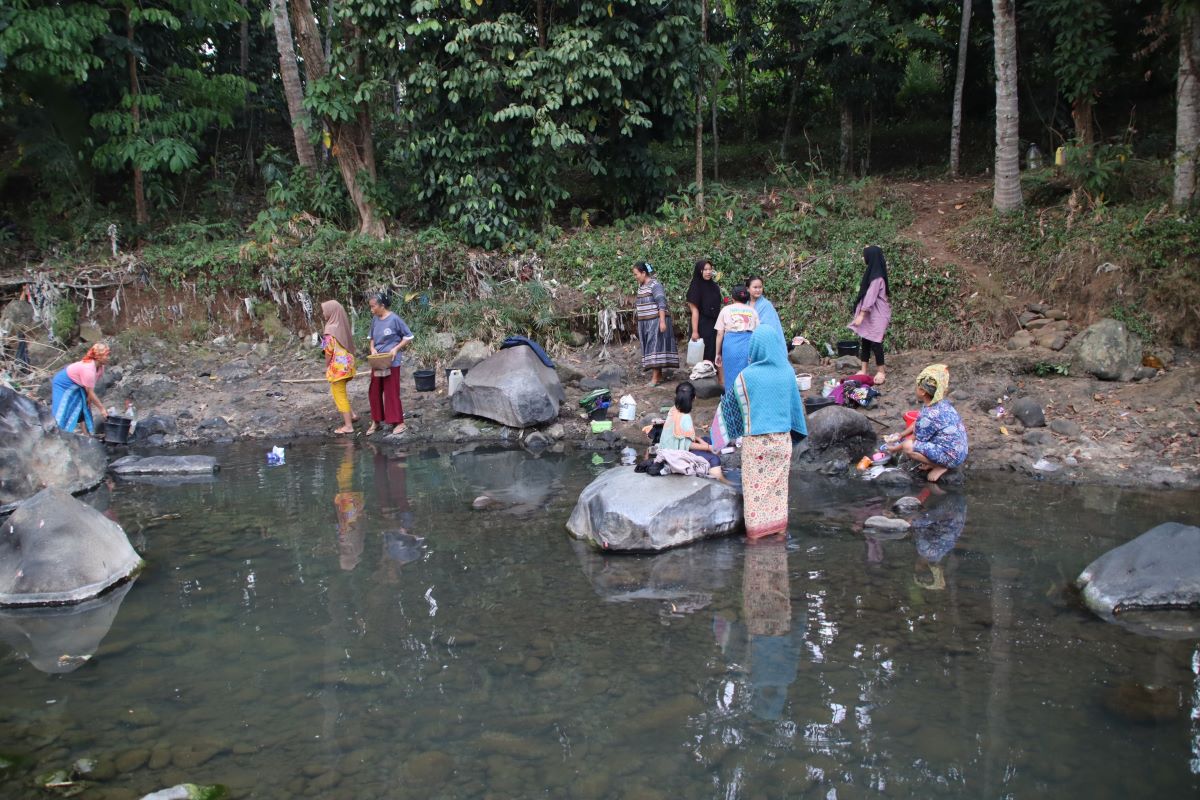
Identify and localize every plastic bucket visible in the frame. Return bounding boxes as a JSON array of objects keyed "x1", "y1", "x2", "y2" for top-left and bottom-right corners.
[
  {"x1": 444, "y1": 367, "x2": 467, "y2": 381},
  {"x1": 104, "y1": 415, "x2": 132, "y2": 444},
  {"x1": 903, "y1": 409, "x2": 919, "y2": 439},
  {"x1": 413, "y1": 370, "x2": 436, "y2": 392},
  {"x1": 836, "y1": 340, "x2": 859, "y2": 357},
  {"x1": 447, "y1": 369, "x2": 464, "y2": 396},
  {"x1": 796, "y1": 373, "x2": 813, "y2": 391},
  {"x1": 588, "y1": 406, "x2": 608, "y2": 421}
]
